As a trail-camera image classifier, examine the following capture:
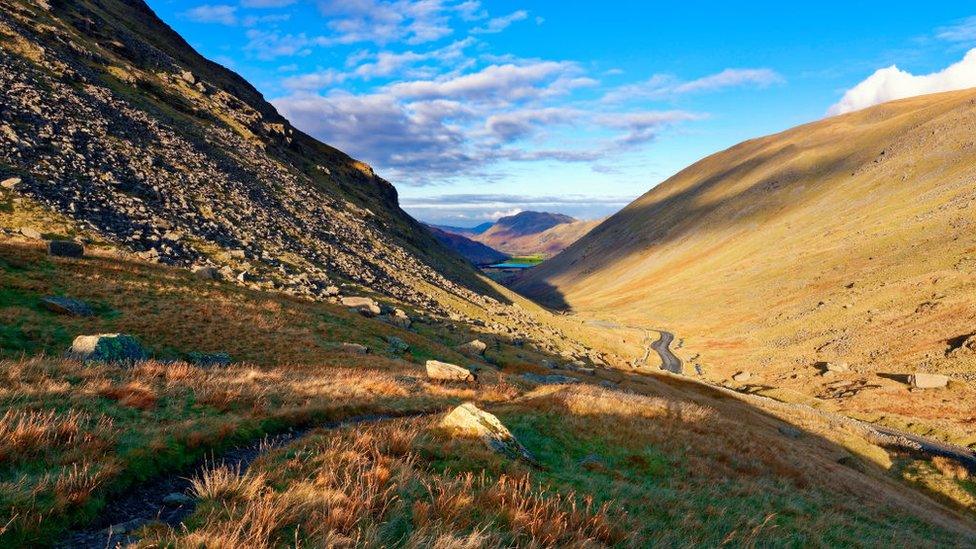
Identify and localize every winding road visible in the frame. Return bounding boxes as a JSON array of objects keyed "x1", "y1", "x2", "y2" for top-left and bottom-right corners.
[{"x1": 649, "y1": 330, "x2": 683, "y2": 374}]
